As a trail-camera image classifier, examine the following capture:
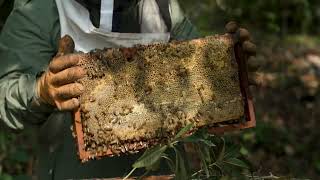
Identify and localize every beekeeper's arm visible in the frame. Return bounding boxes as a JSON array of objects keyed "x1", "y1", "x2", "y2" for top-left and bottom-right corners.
[{"x1": 0, "y1": 0, "x2": 85, "y2": 130}]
